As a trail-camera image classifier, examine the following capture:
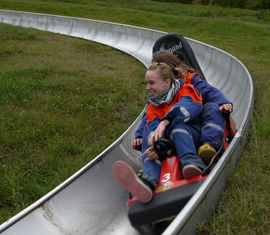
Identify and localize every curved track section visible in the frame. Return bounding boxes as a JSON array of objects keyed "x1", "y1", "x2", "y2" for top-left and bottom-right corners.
[{"x1": 0, "y1": 10, "x2": 253, "y2": 235}]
